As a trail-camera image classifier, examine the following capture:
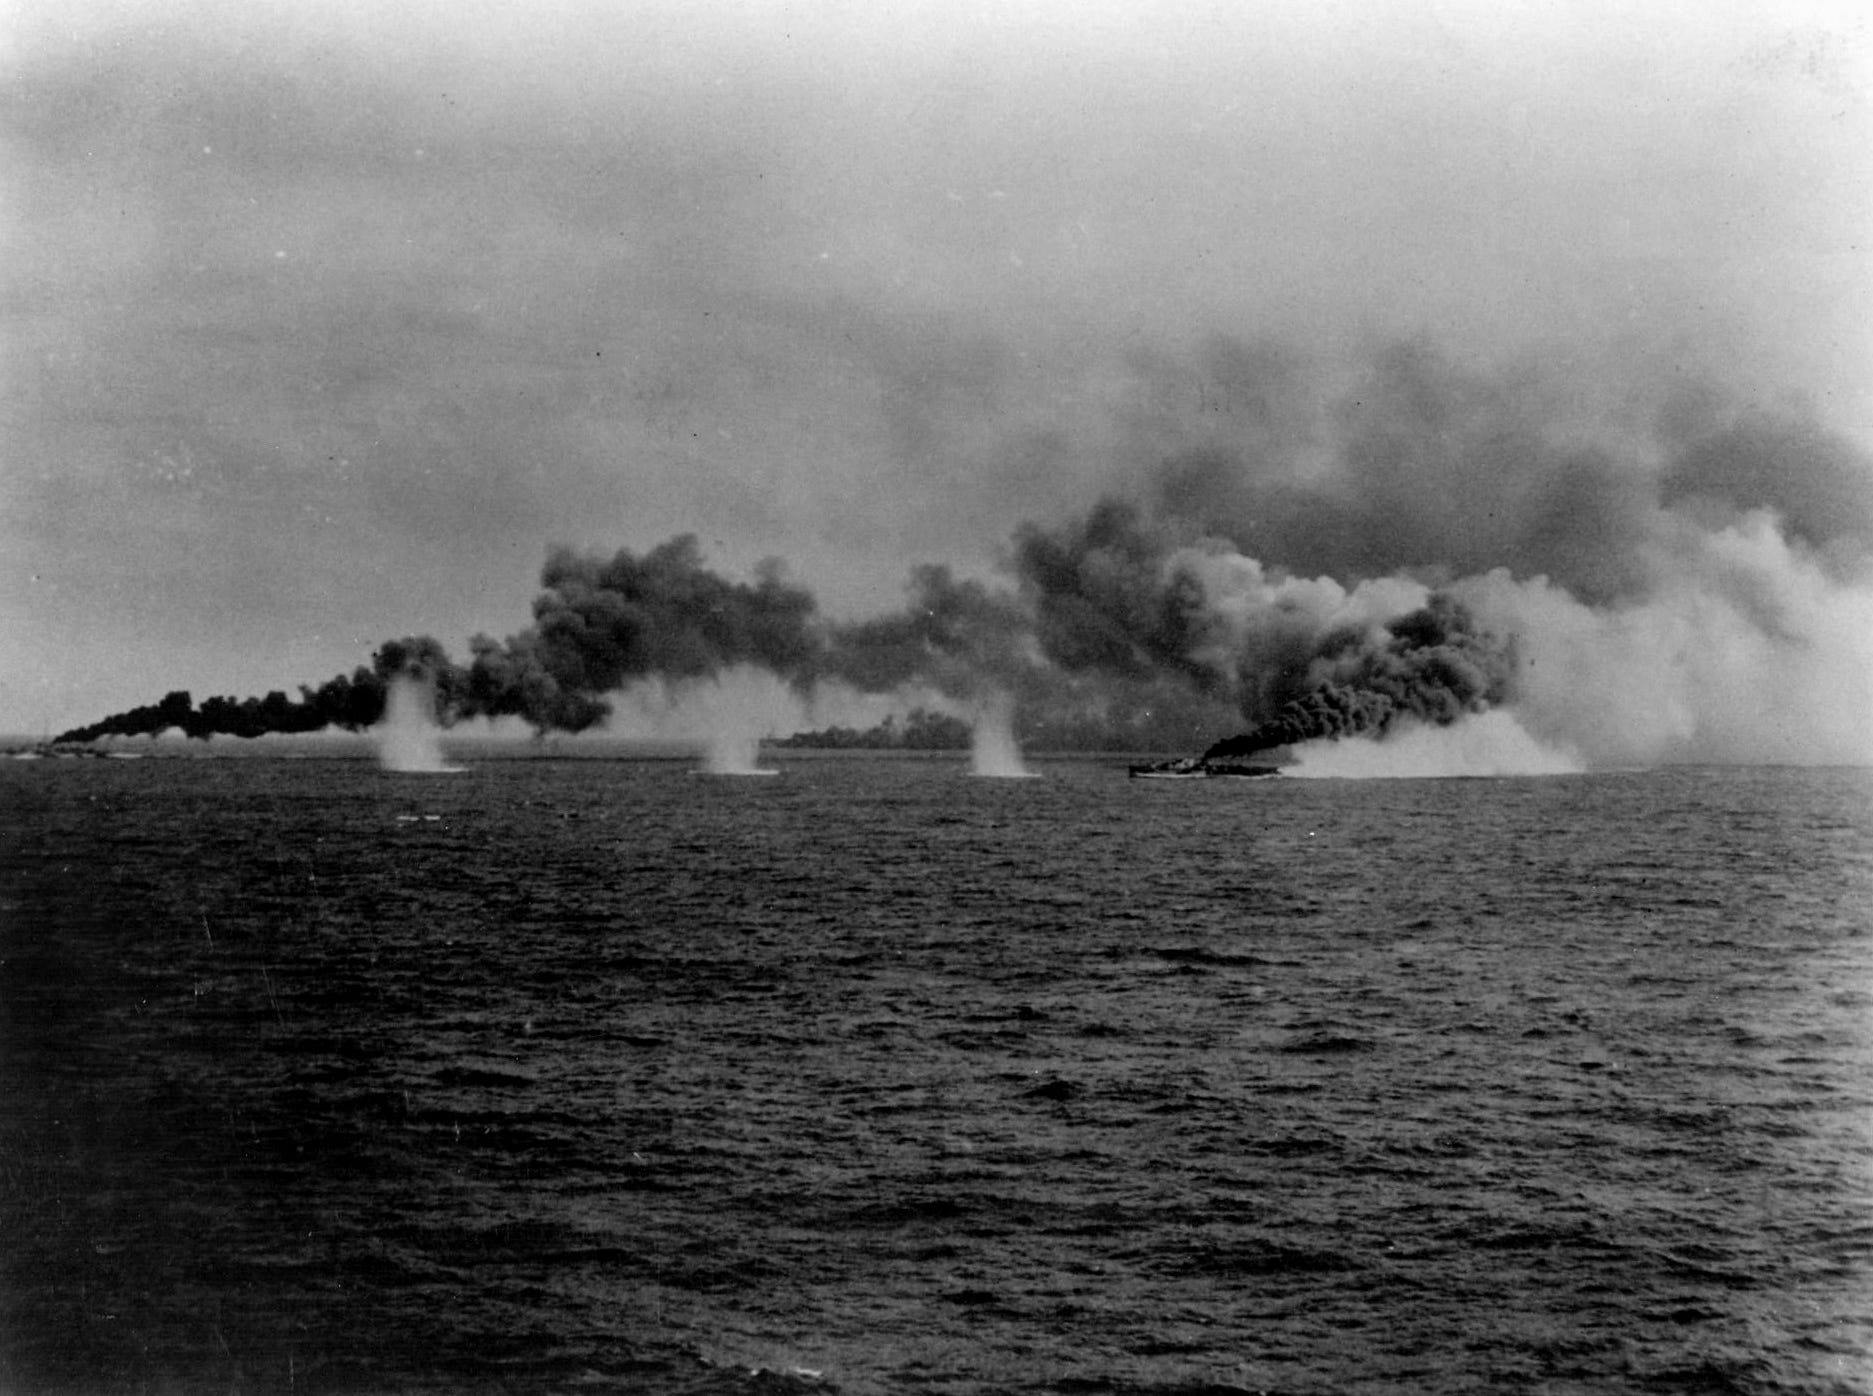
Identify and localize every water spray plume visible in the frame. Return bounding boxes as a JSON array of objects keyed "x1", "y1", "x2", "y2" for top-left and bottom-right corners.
[
  {"x1": 969, "y1": 691, "x2": 1038, "y2": 779},
  {"x1": 376, "y1": 676, "x2": 463, "y2": 774},
  {"x1": 662, "y1": 668, "x2": 794, "y2": 775}
]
